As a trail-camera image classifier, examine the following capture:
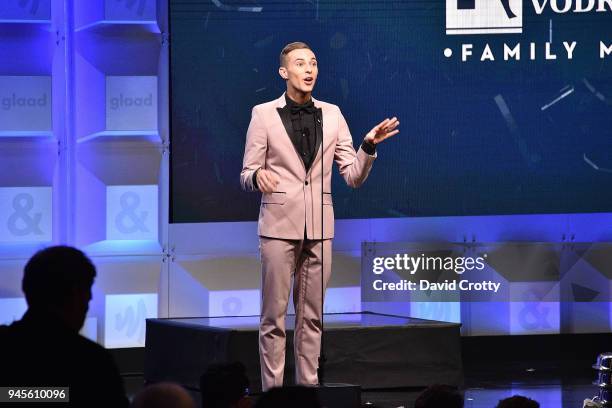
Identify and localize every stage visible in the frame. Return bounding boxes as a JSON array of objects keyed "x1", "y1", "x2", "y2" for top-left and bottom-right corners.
[{"x1": 144, "y1": 312, "x2": 463, "y2": 394}]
